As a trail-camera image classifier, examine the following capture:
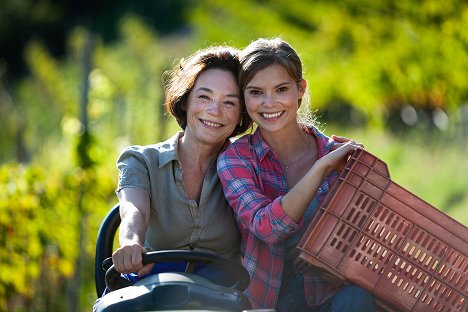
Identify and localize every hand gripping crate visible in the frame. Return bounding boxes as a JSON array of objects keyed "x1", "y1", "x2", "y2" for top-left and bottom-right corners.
[{"x1": 296, "y1": 149, "x2": 467, "y2": 312}]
